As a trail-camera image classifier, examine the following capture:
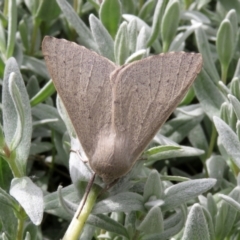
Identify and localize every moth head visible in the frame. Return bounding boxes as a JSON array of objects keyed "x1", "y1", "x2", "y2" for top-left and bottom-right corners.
[{"x1": 90, "y1": 133, "x2": 133, "y2": 184}]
